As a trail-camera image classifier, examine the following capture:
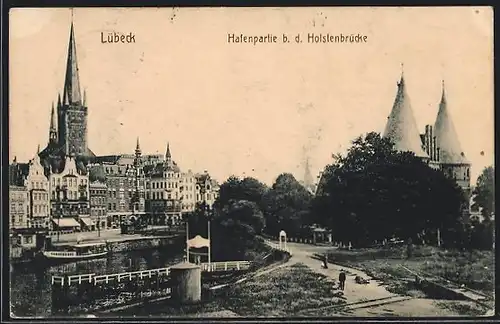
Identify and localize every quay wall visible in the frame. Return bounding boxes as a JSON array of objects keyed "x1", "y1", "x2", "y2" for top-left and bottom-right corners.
[{"x1": 51, "y1": 235, "x2": 184, "y2": 253}]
